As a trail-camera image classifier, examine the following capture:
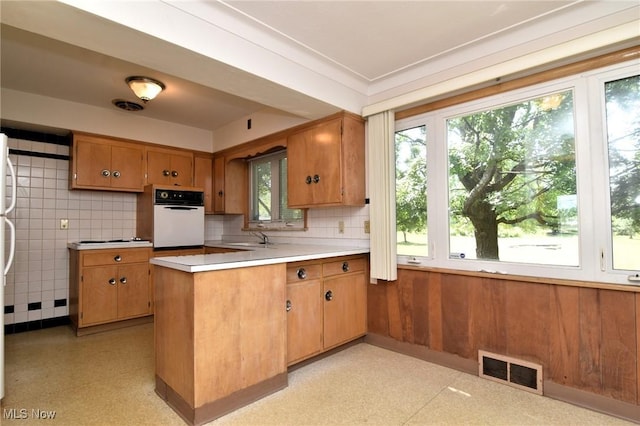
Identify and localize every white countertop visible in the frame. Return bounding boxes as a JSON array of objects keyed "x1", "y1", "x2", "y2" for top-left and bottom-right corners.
[{"x1": 150, "y1": 242, "x2": 369, "y2": 273}]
